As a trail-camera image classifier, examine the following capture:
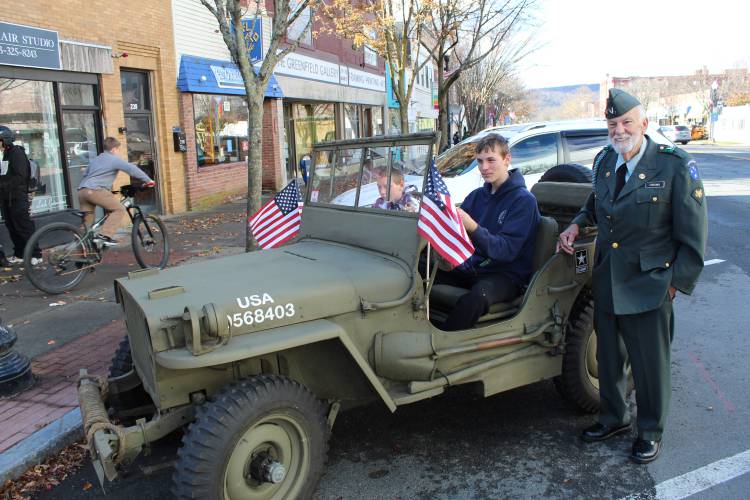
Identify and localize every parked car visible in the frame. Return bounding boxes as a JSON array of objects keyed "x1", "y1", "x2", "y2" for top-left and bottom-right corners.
[
  {"x1": 658, "y1": 125, "x2": 691, "y2": 144},
  {"x1": 436, "y1": 120, "x2": 674, "y2": 203}
]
